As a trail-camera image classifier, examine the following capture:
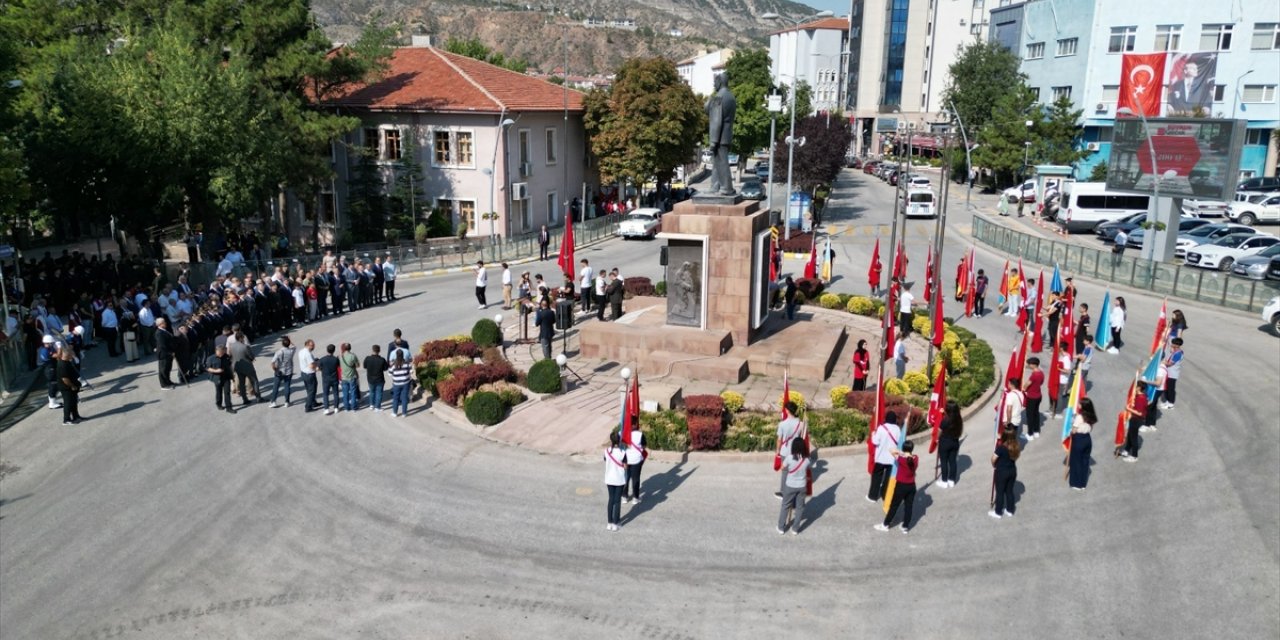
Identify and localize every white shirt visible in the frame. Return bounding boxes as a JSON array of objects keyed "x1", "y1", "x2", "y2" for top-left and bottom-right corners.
[
  {"x1": 603, "y1": 446, "x2": 627, "y2": 486},
  {"x1": 899, "y1": 290, "x2": 914, "y2": 314},
  {"x1": 226, "y1": 250, "x2": 244, "y2": 265},
  {"x1": 776, "y1": 416, "x2": 802, "y2": 456},
  {"x1": 872, "y1": 422, "x2": 903, "y2": 465},
  {"x1": 1002, "y1": 389, "x2": 1025, "y2": 425},
  {"x1": 595, "y1": 274, "x2": 607, "y2": 295},
  {"x1": 100, "y1": 308, "x2": 118, "y2": 329},
  {"x1": 5, "y1": 316, "x2": 17, "y2": 336},
  {"x1": 216, "y1": 259, "x2": 234, "y2": 277},
  {"x1": 293, "y1": 288, "x2": 305, "y2": 307},
  {"x1": 138, "y1": 306, "x2": 155, "y2": 328},
  {"x1": 1114, "y1": 230, "x2": 1128, "y2": 246},
  {"x1": 502, "y1": 268, "x2": 512, "y2": 286},
  {"x1": 624, "y1": 431, "x2": 646, "y2": 464},
  {"x1": 580, "y1": 265, "x2": 594, "y2": 290},
  {"x1": 893, "y1": 340, "x2": 907, "y2": 363},
  {"x1": 1110, "y1": 306, "x2": 1126, "y2": 330},
  {"x1": 475, "y1": 266, "x2": 487, "y2": 287},
  {"x1": 382, "y1": 261, "x2": 396, "y2": 281},
  {"x1": 297, "y1": 347, "x2": 317, "y2": 374}
]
